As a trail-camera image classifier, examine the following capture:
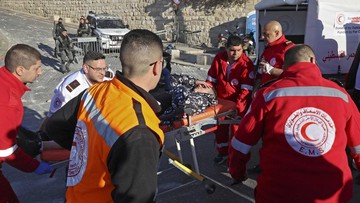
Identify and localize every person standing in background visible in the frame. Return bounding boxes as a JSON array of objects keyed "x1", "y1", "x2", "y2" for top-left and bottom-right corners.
[
  {"x1": 77, "y1": 17, "x2": 91, "y2": 37},
  {"x1": 58, "y1": 30, "x2": 74, "y2": 73},
  {"x1": 52, "y1": 17, "x2": 66, "y2": 58},
  {"x1": 254, "y1": 20, "x2": 295, "y2": 91}
]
